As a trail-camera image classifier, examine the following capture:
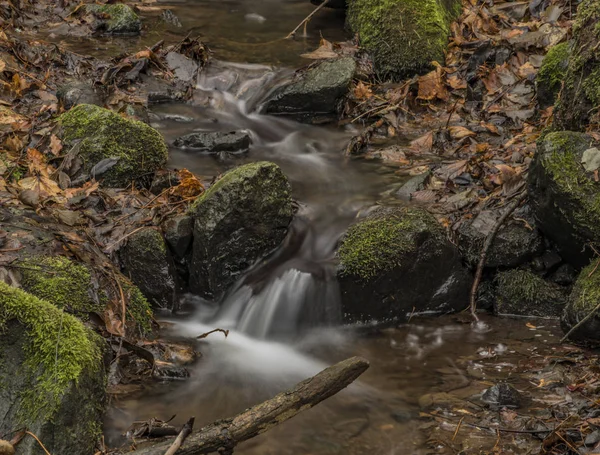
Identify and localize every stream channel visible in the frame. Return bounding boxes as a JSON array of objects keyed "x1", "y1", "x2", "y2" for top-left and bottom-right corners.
[{"x1": 53, "y1": 1, "x2": 564, "y2": 453}]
